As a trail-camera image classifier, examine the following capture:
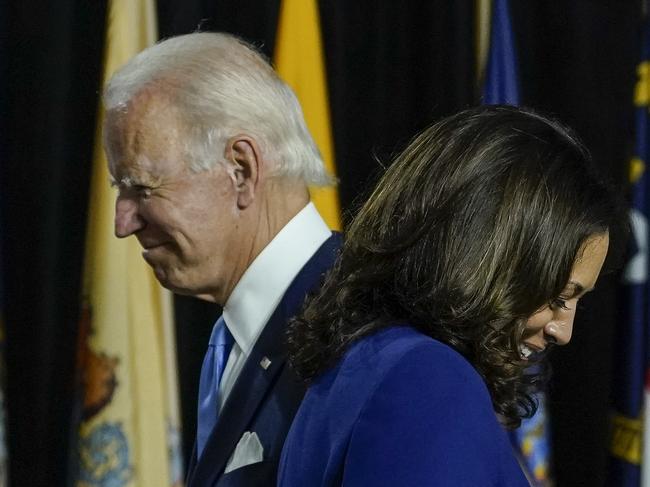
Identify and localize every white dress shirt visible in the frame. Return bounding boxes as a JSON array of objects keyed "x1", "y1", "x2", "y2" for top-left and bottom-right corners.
[{"x1": 217, "y1": 202, "x2": 332, "y2": 410}]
